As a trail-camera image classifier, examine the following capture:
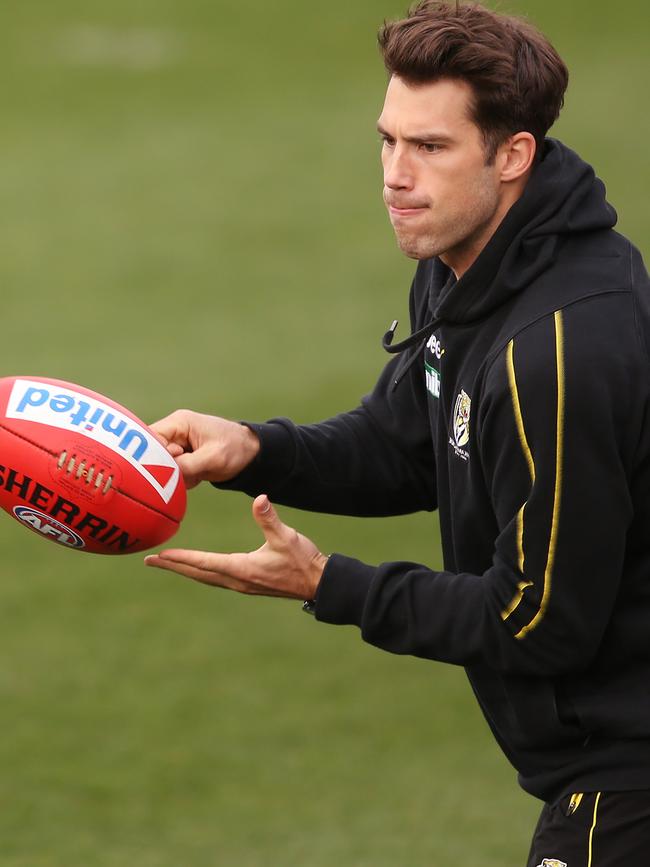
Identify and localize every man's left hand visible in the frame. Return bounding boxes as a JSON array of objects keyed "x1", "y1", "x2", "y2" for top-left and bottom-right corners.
[{"x1": 144, "y1": 495, "x2": 327, "y2": 601}]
